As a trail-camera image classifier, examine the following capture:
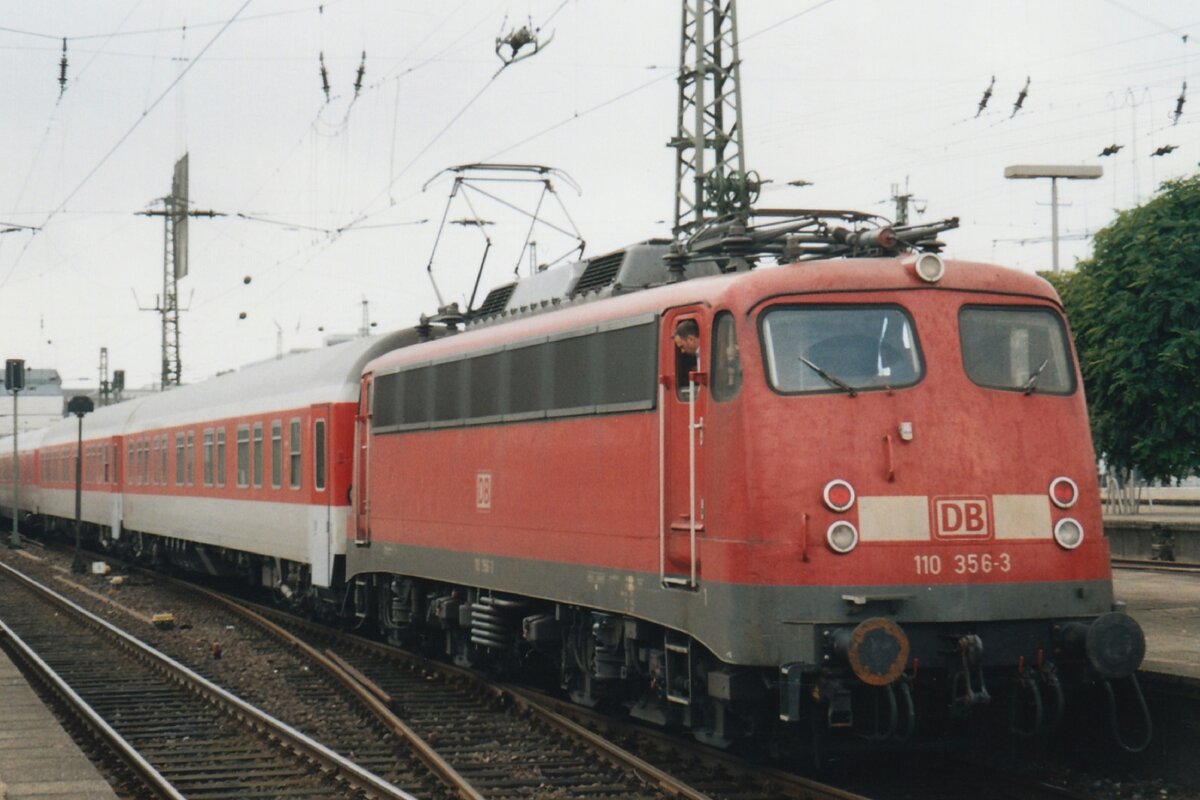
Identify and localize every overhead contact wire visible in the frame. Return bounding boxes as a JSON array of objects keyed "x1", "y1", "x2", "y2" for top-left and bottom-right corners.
[{"x1": 0, "y1": 0, "x2": 252, "y2": 291}]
